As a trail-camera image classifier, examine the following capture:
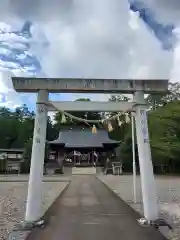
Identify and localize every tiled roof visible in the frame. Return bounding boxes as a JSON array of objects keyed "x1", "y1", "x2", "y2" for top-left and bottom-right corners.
[{"x1": 48, "y1": 129, "x2": 119, "y2": 148}]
